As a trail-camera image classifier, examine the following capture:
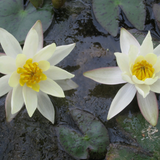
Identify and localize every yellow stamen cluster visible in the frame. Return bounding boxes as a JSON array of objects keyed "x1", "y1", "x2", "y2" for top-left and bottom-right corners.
[
  {"x1": 17, "y1": 58, "x2": 47, "y2": 92},
  {"x1": 132, "y1": 60, "x2": 154, "y2": 81}
]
